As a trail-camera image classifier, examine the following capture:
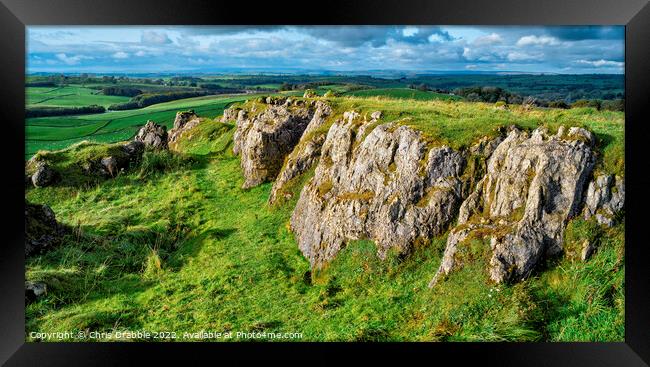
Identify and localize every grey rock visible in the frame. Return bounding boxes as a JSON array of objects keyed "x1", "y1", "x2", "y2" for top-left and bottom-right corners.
[
  {"x1": 431, "y1": 127, "x2": 596, "y2": 285},
  {"x1": 221, "y1": 107, "x2": 241, "y2": 122},
  {"x1": 581, "y1": 239, "x2": 596, "y2": 261},
  {"x1": 25, "y1": 281, "x2": 47, "y2": 303},
  {"x1": 230, "y1": 101, "x2": 319, "y2": 188},
  {"x1": 269, "y1": 101, "x2": 333, "y2": 203},
  {"x1": 583, "y1": 174, "x2": 625, "y2": 227},
  {"x1": 134, "y1": 120, "x2": 168, "y2": 149},
  {"x1": 31, "y1": 162, "x2": 58, "y2": 188},
  {"x1": 25, "y1": 200, "x2": 66, "y2": 257},
  {"x1": 291, "y1": 116, "x2": 465, "y2": 268},
  {"x1": 168, "y1": 110, "x2": 201, "y2": 146},
  {"x1": 122, "y1": 140, "x2": 145, "y2": 162},
  {"x1": 100, "y1": 156, "x2": 120, "y2": 177}
]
